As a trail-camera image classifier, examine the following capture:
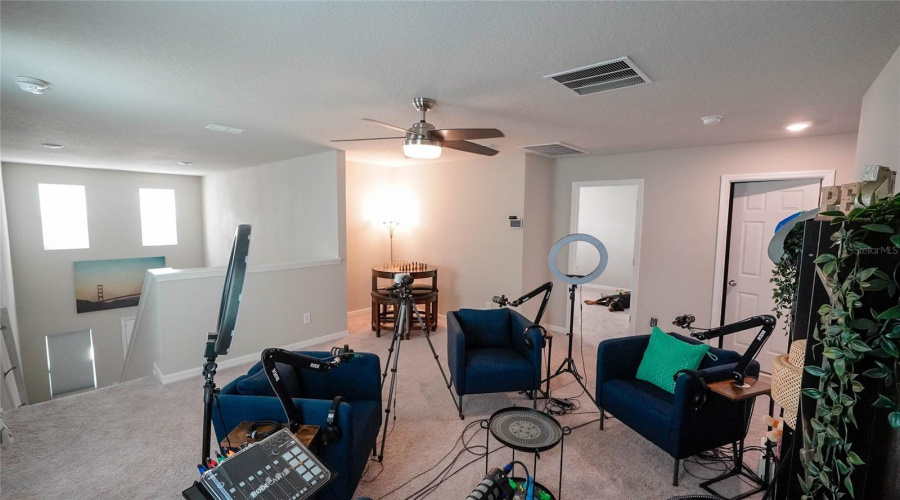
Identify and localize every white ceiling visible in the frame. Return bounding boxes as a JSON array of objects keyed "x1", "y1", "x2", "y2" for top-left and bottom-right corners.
[{"x1": 2, "y1": 2, "x2": 899, "y2": 175}]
